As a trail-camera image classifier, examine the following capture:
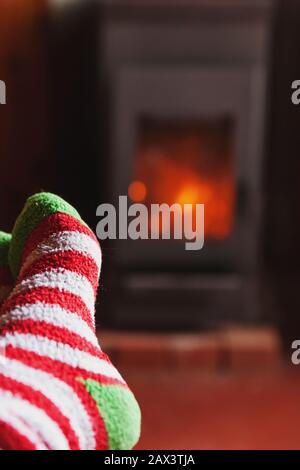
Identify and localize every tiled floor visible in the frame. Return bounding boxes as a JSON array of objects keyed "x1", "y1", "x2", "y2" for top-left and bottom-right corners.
[
  {"x1": 126, "y1": 367, "x2": 300, "y2": 450},
  {"x1": 99, "y1": 327, "x2": 281, "y2": 372},
  {"x1": 99, "y1": 328, "x2": 300, "y2": 450}
]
